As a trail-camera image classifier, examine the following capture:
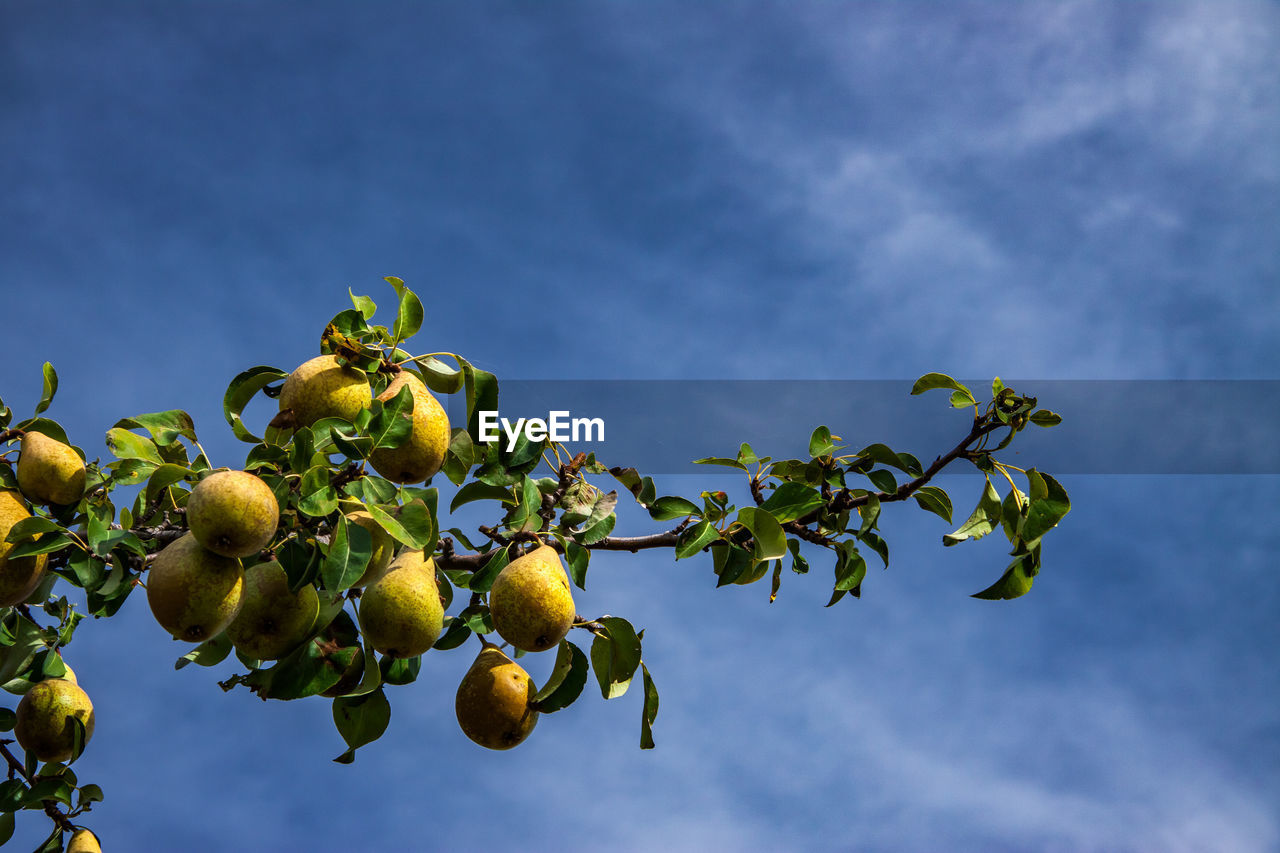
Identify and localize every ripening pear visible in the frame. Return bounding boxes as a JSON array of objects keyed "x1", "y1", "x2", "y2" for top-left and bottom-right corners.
[
  {"x1": 67, "y1": 829, "x2": 101, "y2": 853},
  {"x1": 359, "y1": 550, "x2": 443, "y2": 658},
  {"x1": 279, "y1": 354, "x2": 372, "y2": 427},
  {"x1": 147, "y1": 533, "x2": 244, "y2": 642},
  {"x1": 343, "y1": 508, "x2": 395, "y2": 587},
  {"x1": 187, "y1": 470, "x2": 279, "y2": 558},
  {"x1": 455, "y1": 645, "x2": 538, "y2": 750},
  {"x1": 226, "y1": 562, "x2": 319, "y2": 661},
  {"x1": 368, "y1": 371, "x2": 450, "y2": 484},
  {"x1": 14, "y1": 678, "x2": 94, "y2": 763},
  {"x1": 16, "y1": 431, "x2": 86, "y2": 506},
  {"x1": 0, "y1": 489, "x2": 48, "y2": 607},
  {"x1": 489, "y1": 544, "x2": 575, "y2": 653}
]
